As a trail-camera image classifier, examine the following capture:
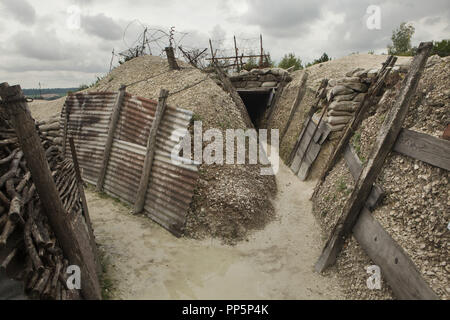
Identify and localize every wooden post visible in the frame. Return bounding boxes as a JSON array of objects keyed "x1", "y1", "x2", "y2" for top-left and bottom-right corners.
[
  {"x1": 0, "y1": 83, "x2": 102, "y2": 299},
  {"x1": 234, "y1": 36, "x2": 239, "y2": 72},
  {"x1": 134, "y1": 89, "x2": 169, "y2": 214},
  {"x1": 280, "y1": 71, "x2": 309, "y2": 141},
  {"x1": 209, "y1": 39, "x2": 215, "y2": 65},
  {"x1": 69, "y1": 137, "x2": 100, "y2": 275},
  {"x1": 314, "y1": 42, "x2": 433, "y2": 273},
  {"x1": 96, "y1": 84, "x2": 126, "y2": 192},
  {"x1": 259, "y1": 34, "x2": 264, "y2": 67},
  {"x1": 165, "y1": 46, "x2": 180, "y2": 70},
  {"x1": 62, "y1": 103, "x2": 69, "y2": 158}
]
